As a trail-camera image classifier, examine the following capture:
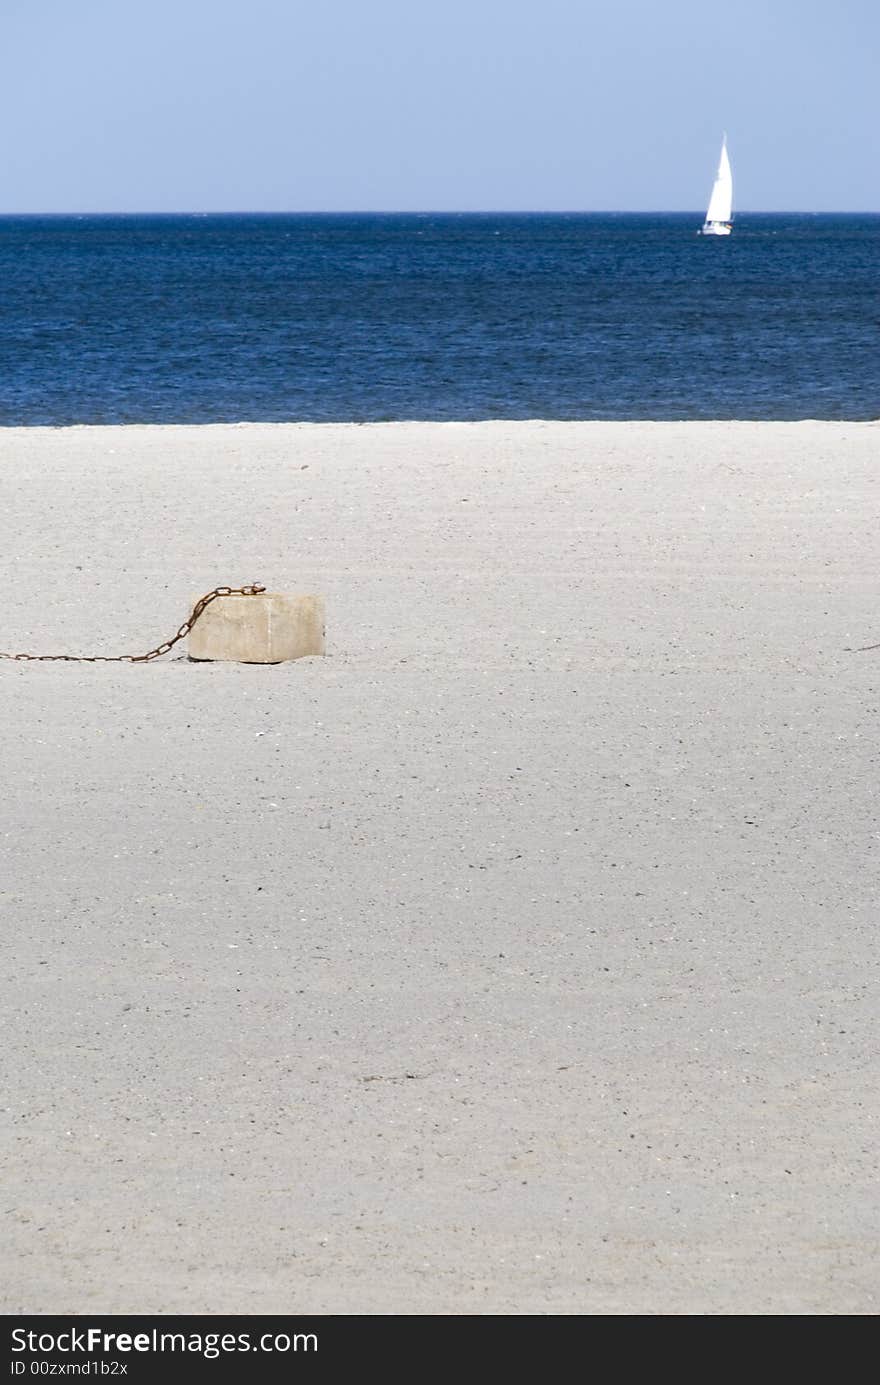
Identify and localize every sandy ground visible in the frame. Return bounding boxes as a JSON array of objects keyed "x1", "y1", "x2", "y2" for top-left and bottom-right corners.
[{"x1": 1, "y1": 420, "x2": 878, "y2": 1316}]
